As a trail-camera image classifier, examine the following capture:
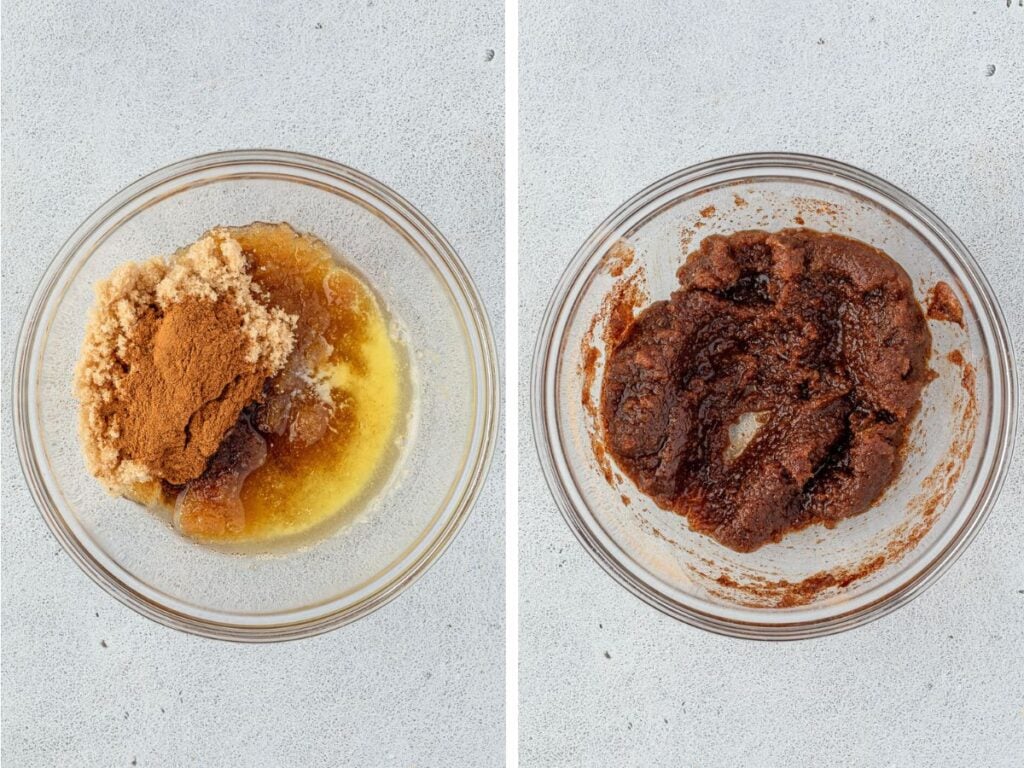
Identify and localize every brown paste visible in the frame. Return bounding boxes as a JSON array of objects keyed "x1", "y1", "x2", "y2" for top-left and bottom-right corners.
[{"x1": 600, "y1": 229, "x2": 932, "y2": 552}]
